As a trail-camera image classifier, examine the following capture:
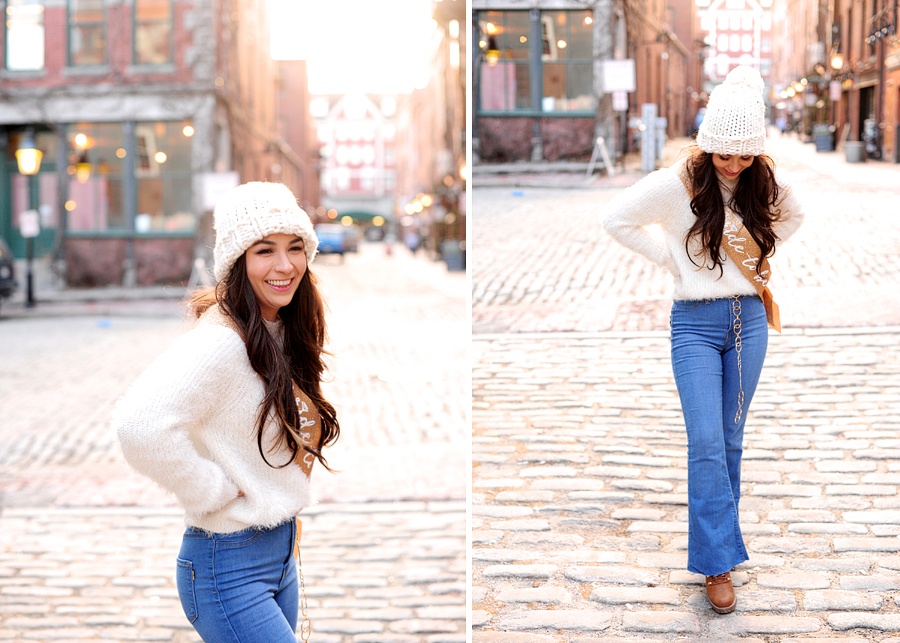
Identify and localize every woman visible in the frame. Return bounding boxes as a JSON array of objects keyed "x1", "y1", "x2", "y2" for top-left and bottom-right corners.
[
  {"x1": 114, "y1": 181, "x2": 339, "y2": 642},
  {"x1": 603, "y1": 67, "x2": 804, "y2": 614}
]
